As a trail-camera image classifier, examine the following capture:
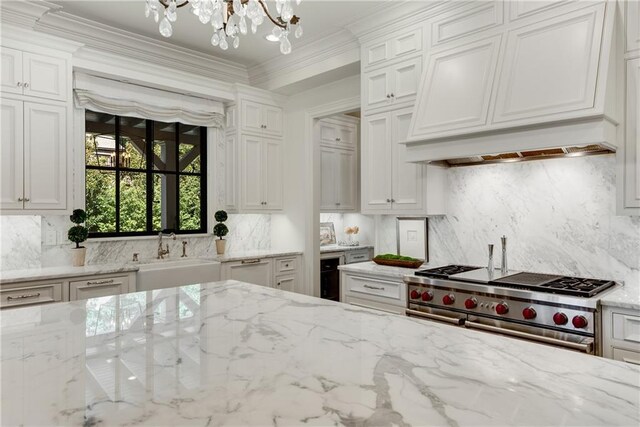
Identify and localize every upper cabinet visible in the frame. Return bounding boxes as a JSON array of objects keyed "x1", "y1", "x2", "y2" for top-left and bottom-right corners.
[
  {"x1": 362, "y1": 27, "x2": 423, "y2": 70},
  {"x1": 241, "y1": 100, "x2": 283, "y2": 137},
  {"x1": 626, "y1": 0, "x2": 639, "y2": 54},
  {"x1": 0, "y1": 47, "x2": 67, "y2": 102}
]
